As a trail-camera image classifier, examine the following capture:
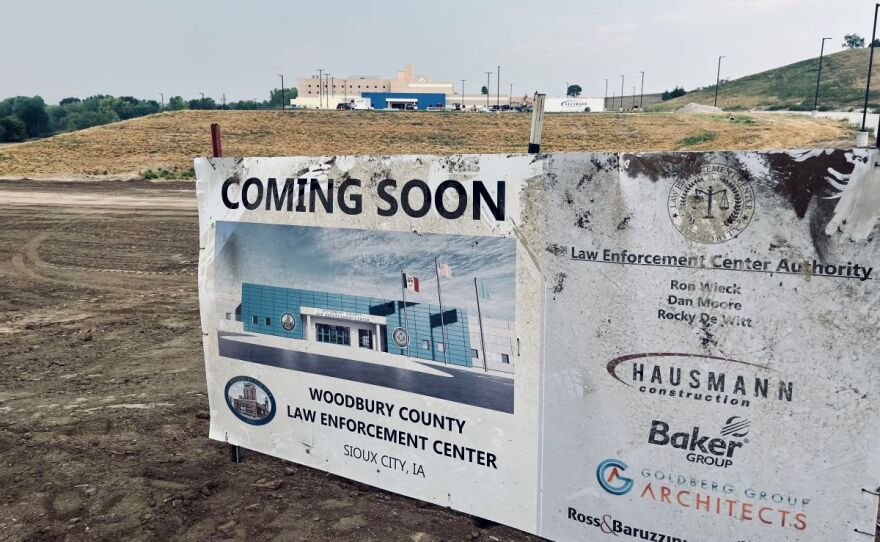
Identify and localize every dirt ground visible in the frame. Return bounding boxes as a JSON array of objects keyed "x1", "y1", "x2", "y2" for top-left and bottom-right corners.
[
  {"x1": 0, "y1": 179, "x2": 545, "y2": 542},
  {"x1": 0, "y1": 110, "x2": 855, "y2": 178}
]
